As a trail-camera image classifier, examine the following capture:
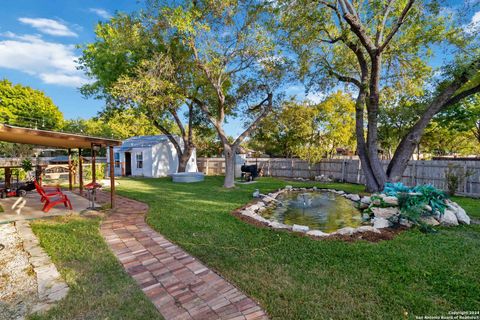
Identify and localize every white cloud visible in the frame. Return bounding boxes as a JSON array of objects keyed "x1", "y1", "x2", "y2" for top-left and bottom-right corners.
[
  {"x1": 0, "y1": 32, "x2": 89, "y2": 87},
  {"x1": 89, "y1": 8, "x2": 112, "y2": 19},
  {"x1": 39, "y1": 73, "x2": 86, "y2": 87},
  {"x1": 18, "y1": 17, "x2": 77, "y2": 37},
  {"x1": 464, "y1": 11, "x2": 480, "y2": 34},
  {"x1": 471, "y1": 11, "x2": 480, "y2": 24},
  {"x1": 306, "y1": 92, "x2": 326, "y2": 104}
]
